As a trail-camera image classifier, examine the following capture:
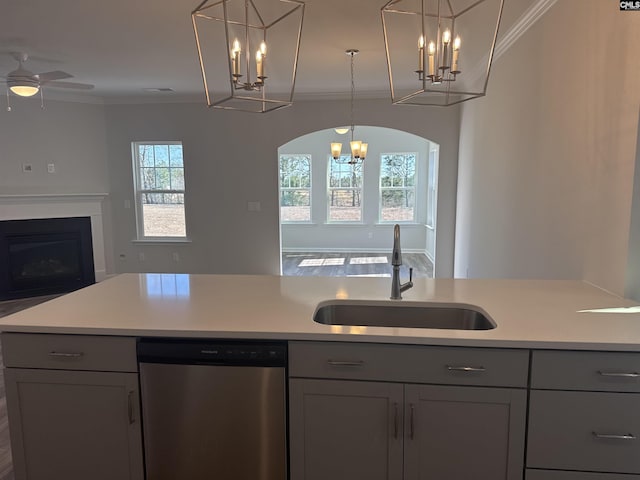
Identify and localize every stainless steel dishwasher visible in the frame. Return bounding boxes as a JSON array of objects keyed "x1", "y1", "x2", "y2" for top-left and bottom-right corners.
[{"x1": 138, "y1": 339, "x2": 287, "y2": 480}]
